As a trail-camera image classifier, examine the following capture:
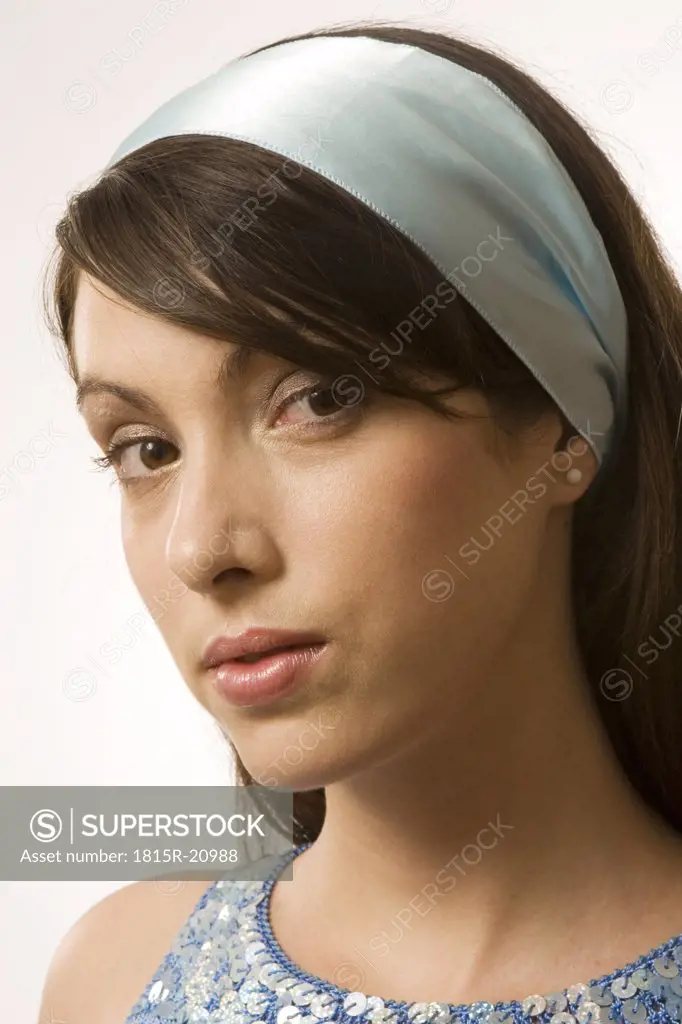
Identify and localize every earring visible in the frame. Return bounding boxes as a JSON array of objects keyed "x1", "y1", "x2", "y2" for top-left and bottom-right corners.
[{"x1": 566, "y1": 467, "x2": 583, "y2": 484}]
